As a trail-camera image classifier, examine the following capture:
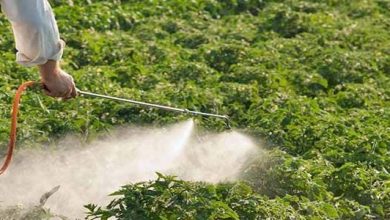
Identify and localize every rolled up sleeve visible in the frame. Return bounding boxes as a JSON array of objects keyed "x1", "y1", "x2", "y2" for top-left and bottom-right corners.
[{"x1": 1, "y1": 0, "x2": 64, "y2": 67}]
